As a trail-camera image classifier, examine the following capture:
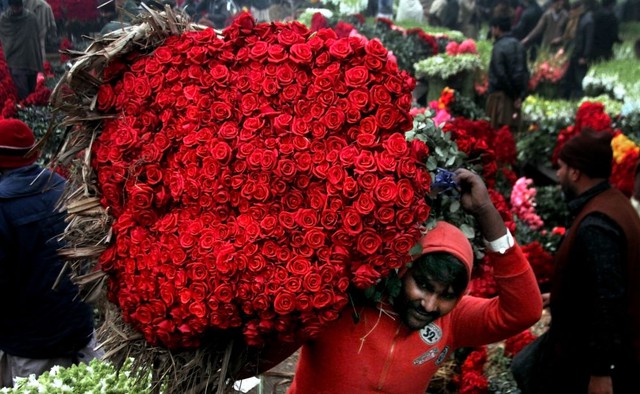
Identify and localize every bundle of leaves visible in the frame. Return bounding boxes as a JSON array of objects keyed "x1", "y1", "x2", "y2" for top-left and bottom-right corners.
[
  {"x1": 16, "y1": 106, "x2": 65, "y2": 167},
  {"x1": 0, "y1": 359, "x2": 151, "y2": 394},
  {"x1": 447, "y1": 89, "x2": 486, "y2": 120}
]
